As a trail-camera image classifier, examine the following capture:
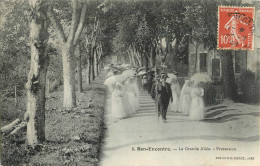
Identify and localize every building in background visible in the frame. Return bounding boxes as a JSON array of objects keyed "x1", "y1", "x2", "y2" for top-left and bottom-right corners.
[{"x1": 188, "y1": 5, "x2": 259, "y2": 80}]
